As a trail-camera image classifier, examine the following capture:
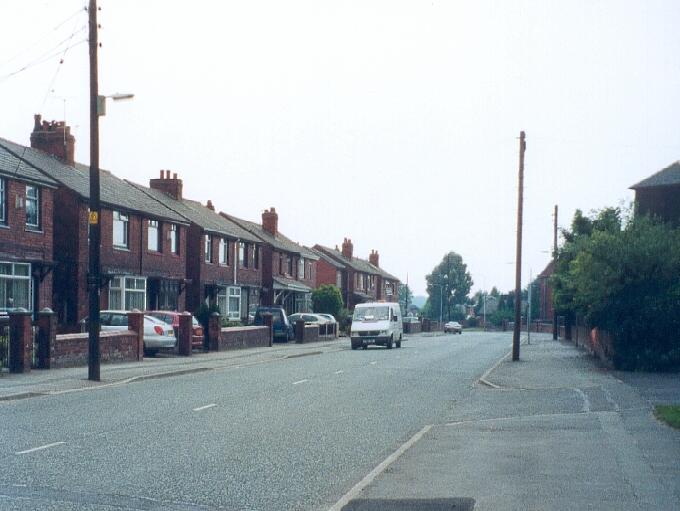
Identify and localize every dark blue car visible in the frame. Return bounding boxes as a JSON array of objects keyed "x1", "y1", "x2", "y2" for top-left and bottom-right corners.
[{"x1": 253, "y1": 306, "x2": 293, "y2": 342}]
